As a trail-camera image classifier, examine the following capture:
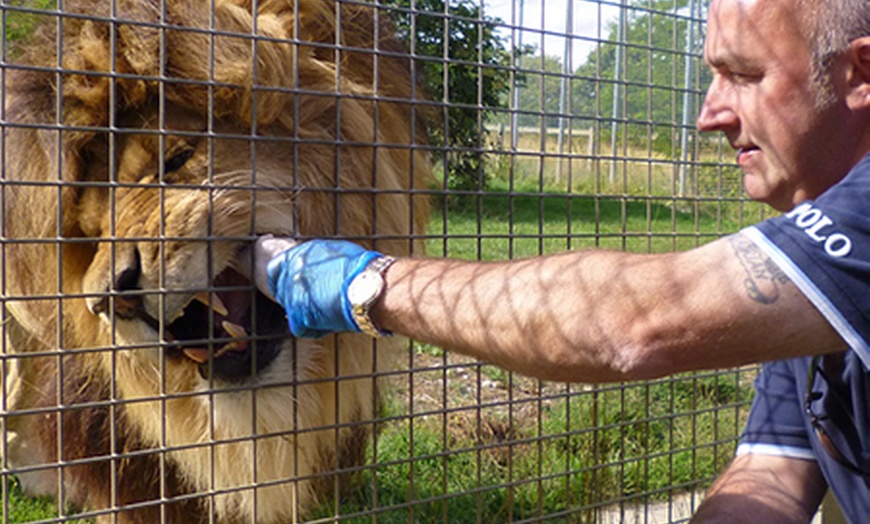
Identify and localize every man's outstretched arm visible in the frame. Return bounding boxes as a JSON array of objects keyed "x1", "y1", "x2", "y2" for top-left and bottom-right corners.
[
  {"x1": 252, "y1": 231, "x2": 845, "y2": 383},
  {"x1": 371, "y1": 232, "x2": 844, "y2": 382}
]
